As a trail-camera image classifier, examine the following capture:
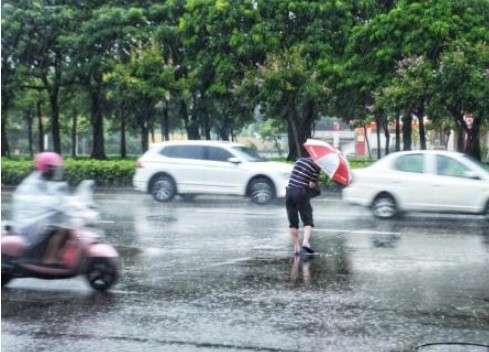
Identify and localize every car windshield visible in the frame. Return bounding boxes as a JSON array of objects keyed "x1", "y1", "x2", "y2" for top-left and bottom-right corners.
[
  {"x1": 231, "y1": 146, "x2": 265, "y2": 162},
  {"x1": 462, "y1": 154, "x2": 489, "y2": 173}
]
